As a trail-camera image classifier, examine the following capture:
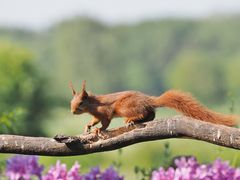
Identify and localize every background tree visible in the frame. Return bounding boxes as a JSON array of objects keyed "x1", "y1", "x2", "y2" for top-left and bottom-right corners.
[
  {"x1": 165, "y1": 51, "x2": 228, "y2": 104},
  {"x1": 0, "y1": 43, "x2": 49, "y2": 135}
]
